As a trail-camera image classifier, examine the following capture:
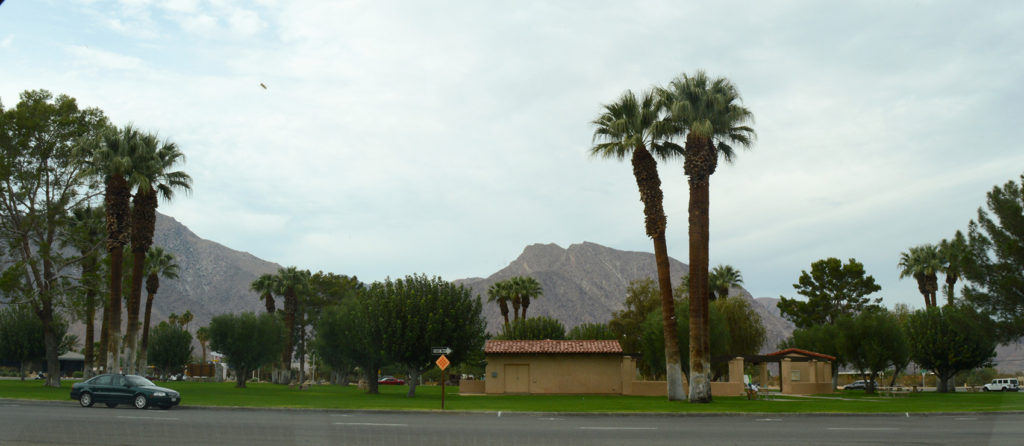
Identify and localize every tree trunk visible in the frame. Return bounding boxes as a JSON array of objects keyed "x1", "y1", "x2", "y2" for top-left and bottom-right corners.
[
  {"x1": 137, "y1": 291, "x2": 156, "y2": 372},
  {"x1": 406, "y1": 369, "x2": 420, "y2": 397},
  {"x1": 125, "y1": 248, "x2": 145, "y2": 374},
  {"x1": 236, "y1": 368, "x2": 248, "y2": 388},
  {"x1": 106, "y1": 244, "x2": 124, "y2": 373},
  {"x1": 365, "y1": 367, "x2": 380, "y2": 394},
  {"x1": 688, "y1": 175, "x2": 712, "y2": 403},
  {"x1": 84, "y1": 291, "x2": 96, "y2": 378},
  {"x1": 629, "y1": 145, "x2": 684, "y2": 401},
  {"x1": 41, "y1": 308, "x2": 61, "y2": 388}
]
